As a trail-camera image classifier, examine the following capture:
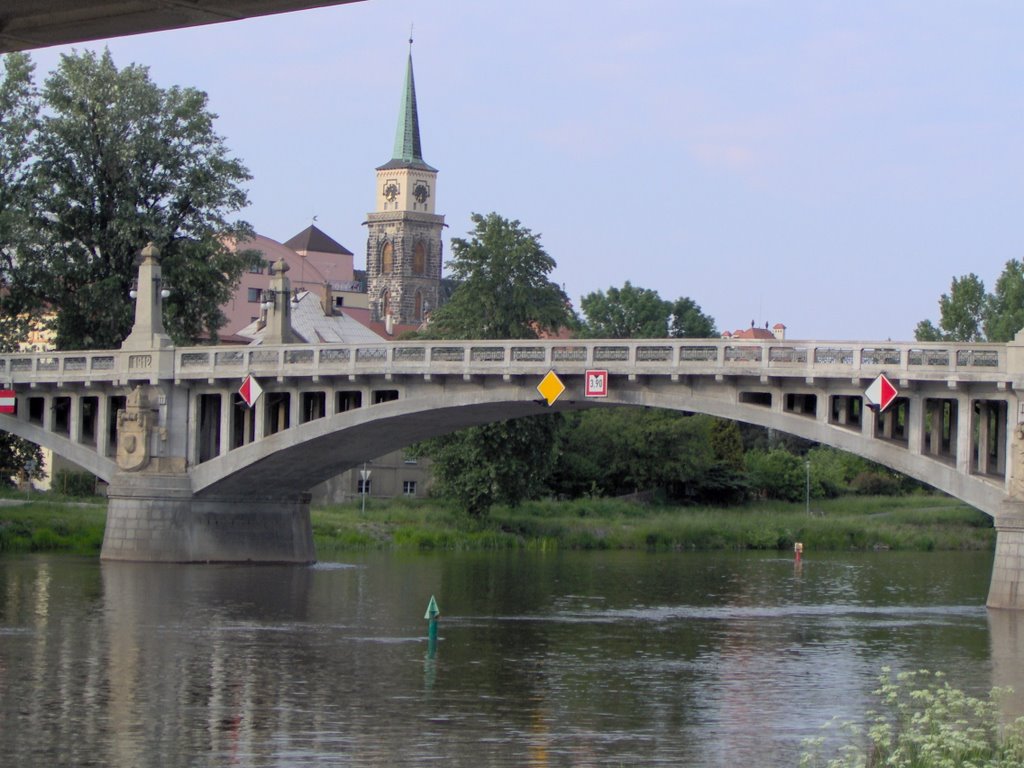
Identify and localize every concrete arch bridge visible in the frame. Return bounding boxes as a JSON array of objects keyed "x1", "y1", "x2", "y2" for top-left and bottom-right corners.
[{"x1": 5, "y1": 330, "x2": 1024, "y2": 608}]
